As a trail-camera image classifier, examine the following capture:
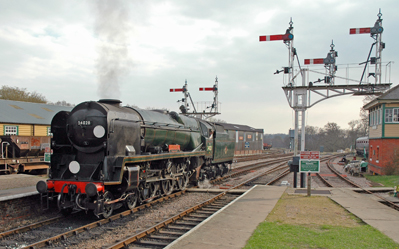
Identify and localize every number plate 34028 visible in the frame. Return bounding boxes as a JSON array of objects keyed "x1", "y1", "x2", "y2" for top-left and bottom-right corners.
[{"x1": 77, "y1": 120, "x2": 92, "y2": 126}]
